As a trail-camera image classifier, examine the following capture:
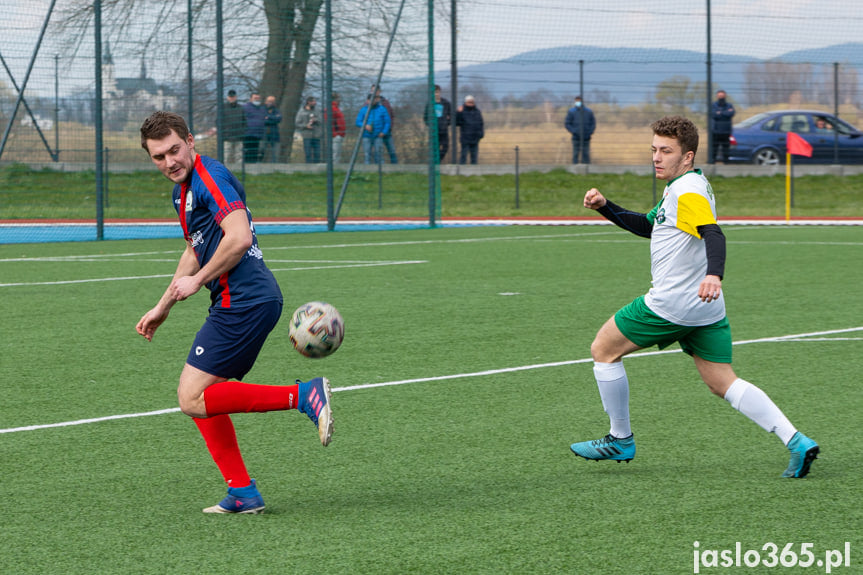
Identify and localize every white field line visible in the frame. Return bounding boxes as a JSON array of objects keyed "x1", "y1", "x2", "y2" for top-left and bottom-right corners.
[
  {"x1": 0, "y1": 260, "x2": 428, "y2": 287},
  {"x1": 2, "y1": 326, "x2": 860, "y2": 435},
  {"x1": 2, "y1": 227, "x2": 859, "y2": 264}
]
